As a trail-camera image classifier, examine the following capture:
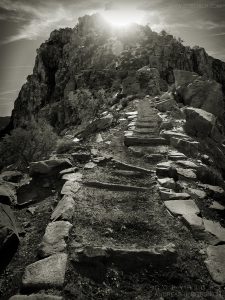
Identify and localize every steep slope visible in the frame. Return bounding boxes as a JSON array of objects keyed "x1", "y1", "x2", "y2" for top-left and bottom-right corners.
[{"x1": 9, "y1": 14, "x2": 225, "y2": 131}]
